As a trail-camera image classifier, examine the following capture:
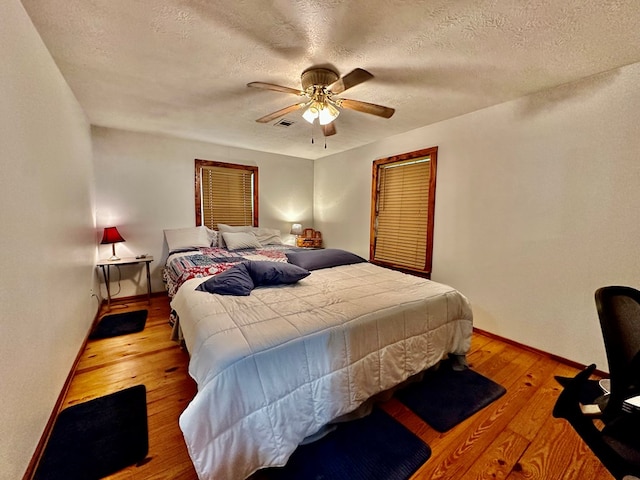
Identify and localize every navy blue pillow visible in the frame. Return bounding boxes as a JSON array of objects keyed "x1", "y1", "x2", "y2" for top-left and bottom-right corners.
[
  {"x1": 246, "y1": 261, "x2": 310, "y2": 286},
  {"x1": 195, "y1": 263, "x2": 254, "y2": 296},
  {"x1": 286, "y1": 249, "x2": 367, "y2": 271}
]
